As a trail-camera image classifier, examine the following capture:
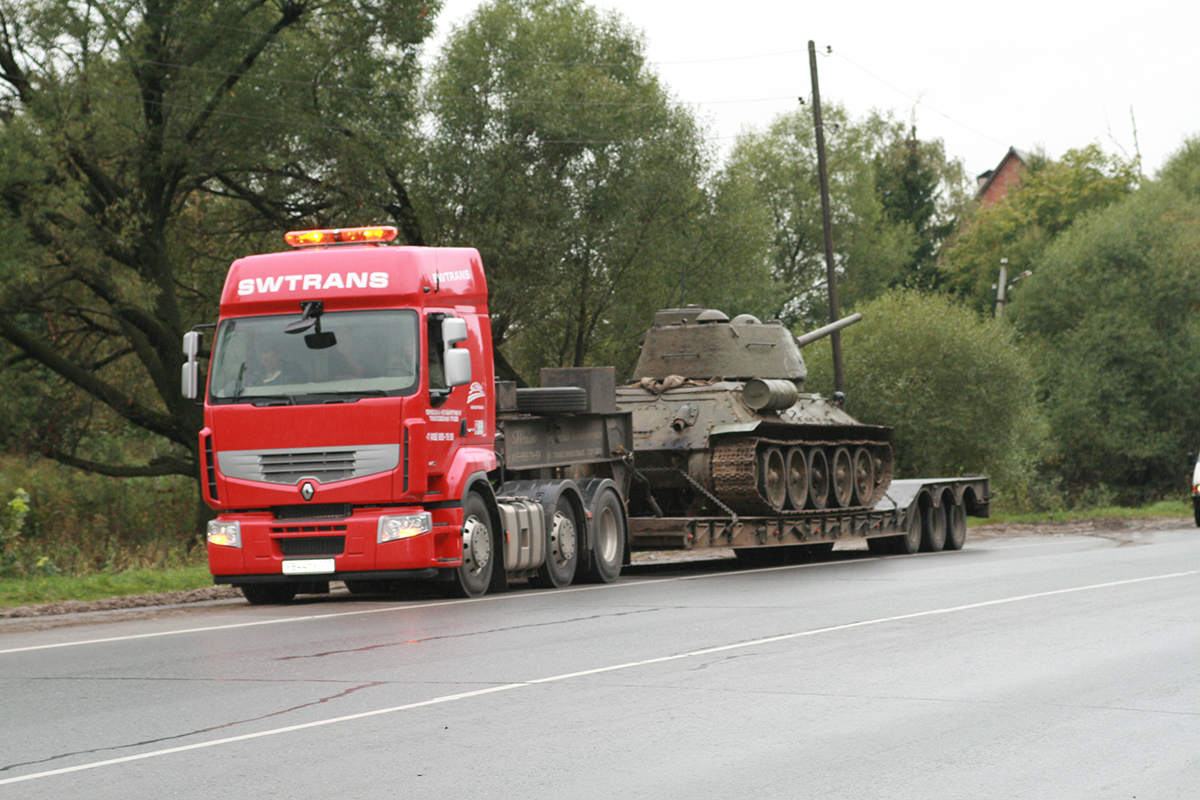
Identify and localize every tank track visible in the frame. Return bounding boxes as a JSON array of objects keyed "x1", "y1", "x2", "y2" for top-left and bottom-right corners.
[{"x1": 711, "y1": 436, "x2": 894, "y2": 517}]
